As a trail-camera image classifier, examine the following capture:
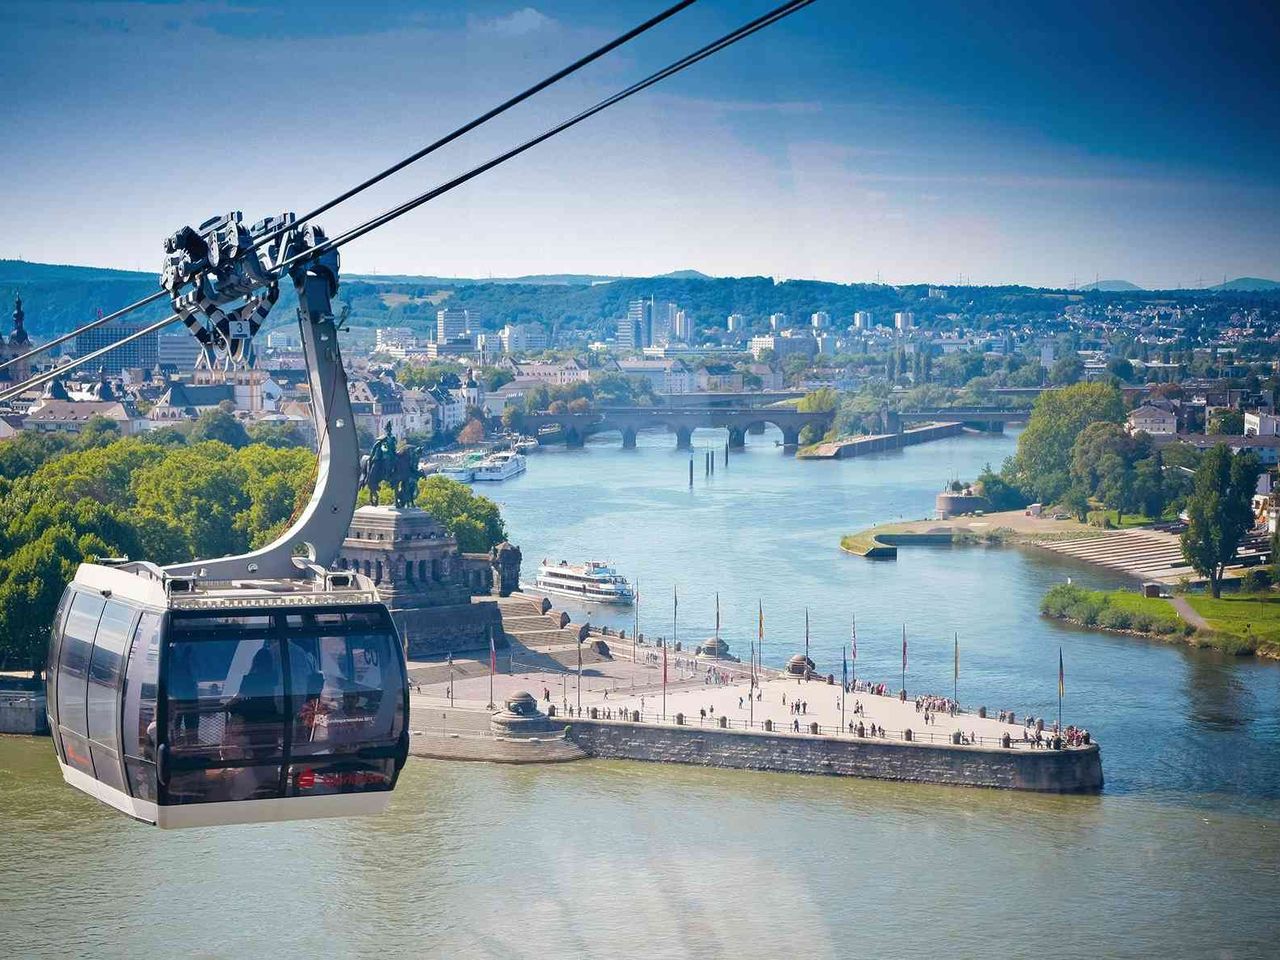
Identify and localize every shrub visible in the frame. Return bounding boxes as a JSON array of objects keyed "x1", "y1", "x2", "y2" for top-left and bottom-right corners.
[
  {"x1": 1241, "y1": 568, "x2": 1272, "y2": 593},
  {"x1": 1098, "y1": 607, "x2": 1133, "y2": 630}
]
